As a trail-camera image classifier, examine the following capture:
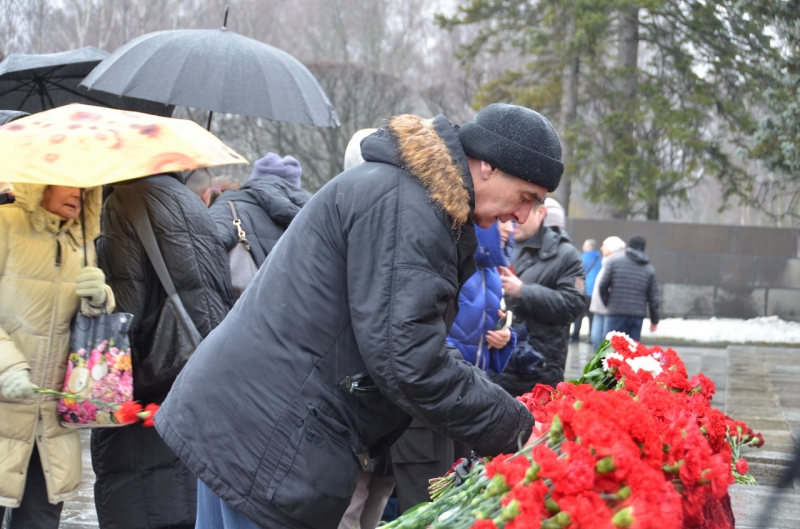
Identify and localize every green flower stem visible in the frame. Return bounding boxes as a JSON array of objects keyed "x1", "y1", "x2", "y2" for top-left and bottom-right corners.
[{"x1": 33, "y1": 387, "x2": 118, "y2": 410}]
